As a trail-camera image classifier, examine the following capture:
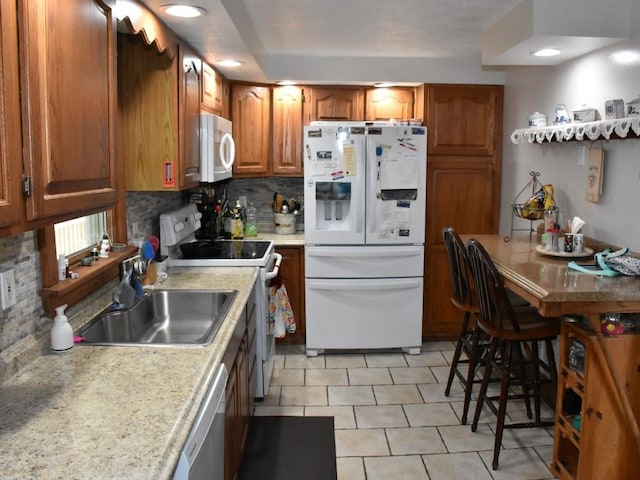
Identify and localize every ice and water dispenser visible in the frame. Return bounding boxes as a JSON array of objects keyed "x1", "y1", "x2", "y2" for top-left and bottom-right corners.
[{"x1": 316, "y1": 182, "x2": 351, "y2": 222}]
